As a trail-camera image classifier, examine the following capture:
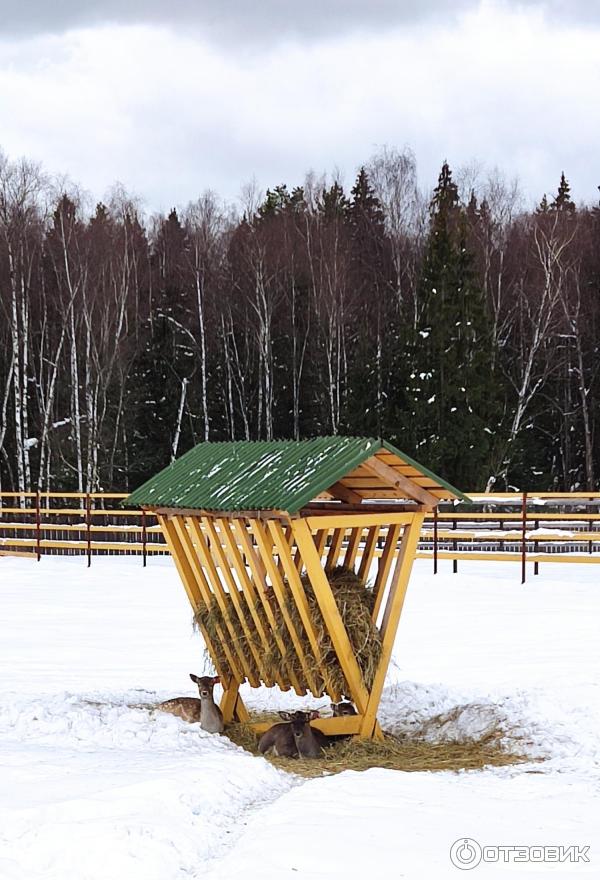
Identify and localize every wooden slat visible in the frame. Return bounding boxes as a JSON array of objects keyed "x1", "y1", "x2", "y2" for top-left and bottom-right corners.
[
  {"x1": 305, "y1": 512, "x2": 414, "y2": 529},
  {"x1": 358, "y1": 526, "x2": 380, "y2": 583},
  {"x1": 268, "y1": 520, "x2": 340, "y2": 701},
  {"x1": 343, "y1": 526, "x2": 363, "y2": 570},
  {"x1": 202, "y1": 517, "x2": 267, "y2": 687},
  {"x1": 169, "y1": 516, "x2": 245, "y2": 688},
  {"x1": 249, "y1": 519, "x2": 318, "y2": 696},
  {"x1": 185, "y1": 516, "x2": 259, "y2": 687},
  {"x1": 159, "y1": 515, "x2": 232, "y2": 684},
  {"x1": 371, "y1": 523, "x2": 401, "y2": 623},
  {"x1": 325, "y1": 527, "x2": 345, "y2": 571},
  {"x1": 216, "y1": 518, "x2": 278, "y2": 688},
  {"x1": 0, "y1": 538, "x2": 166, "y2": 552},
  {"x1": 229, "y1": 518, "x2": 301, "y2": 694},
  {"x1": 251, "y1": 714, "x2": 362, "y2": 736}
]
